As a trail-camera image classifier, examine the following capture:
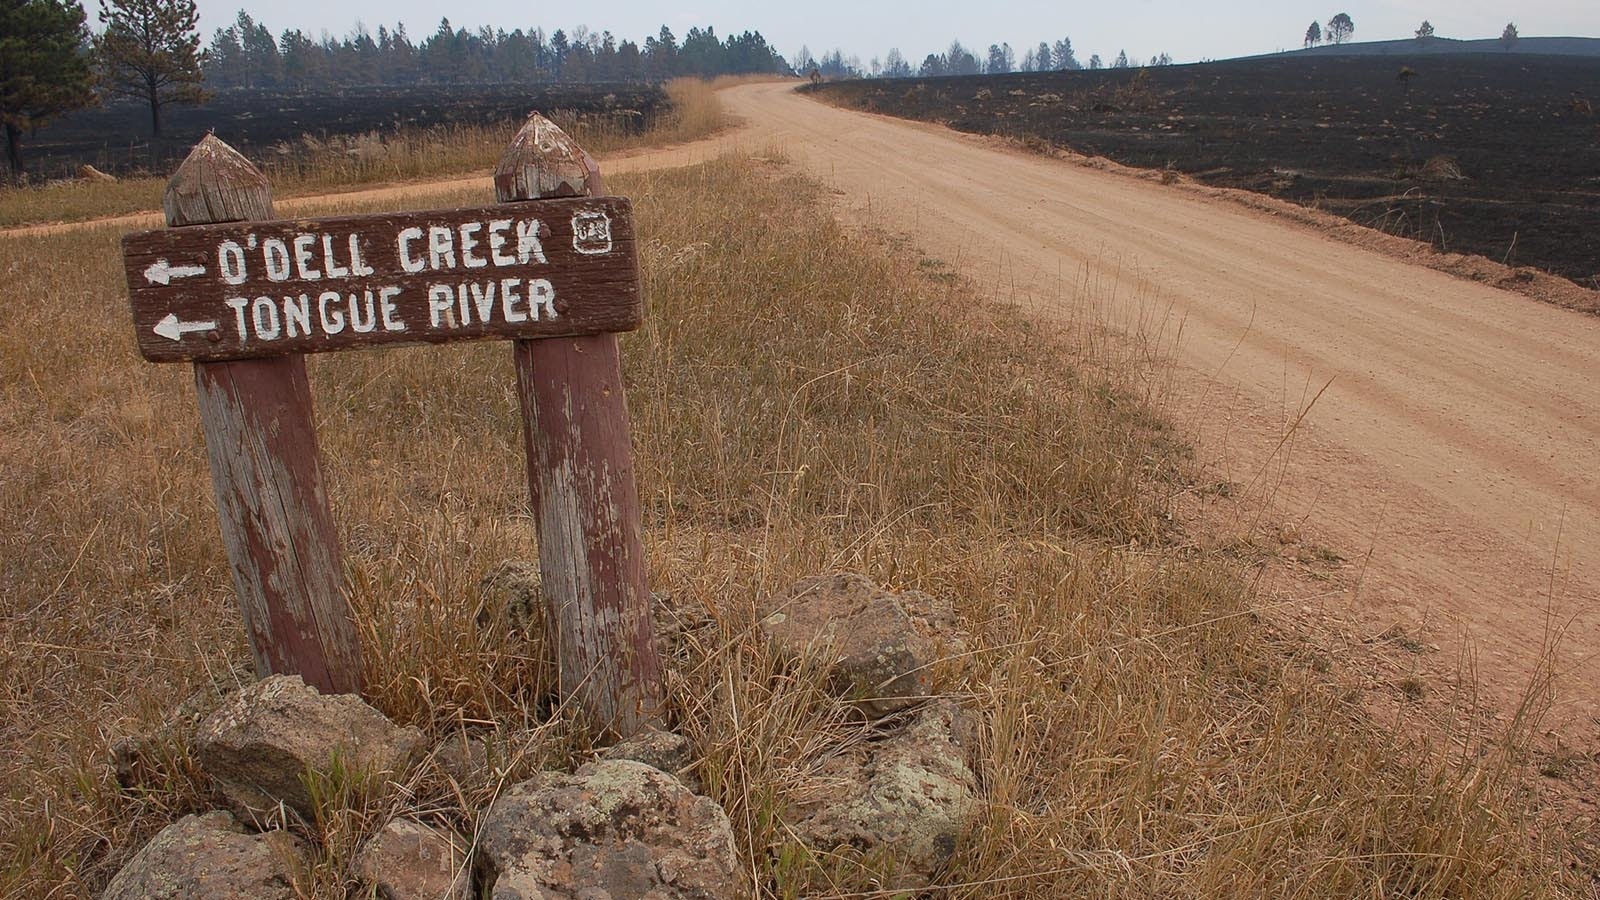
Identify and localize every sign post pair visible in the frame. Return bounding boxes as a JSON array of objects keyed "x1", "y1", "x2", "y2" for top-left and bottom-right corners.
[{"x1": 122, "y1": 117, "x2": 663, "y2": 735}]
